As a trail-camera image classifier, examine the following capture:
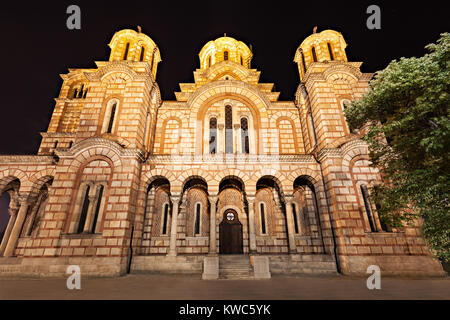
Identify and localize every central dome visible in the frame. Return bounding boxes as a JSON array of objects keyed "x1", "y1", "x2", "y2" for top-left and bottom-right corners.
[{"x1": 199, "y1": 36, "x2": 253, "y2": 69}]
